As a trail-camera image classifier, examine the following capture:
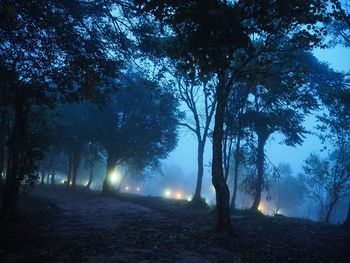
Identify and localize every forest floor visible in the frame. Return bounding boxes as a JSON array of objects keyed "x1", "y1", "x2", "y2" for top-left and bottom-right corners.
[{"x1": 0, "y1": 185, "x2": 349, "y2": 263}]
